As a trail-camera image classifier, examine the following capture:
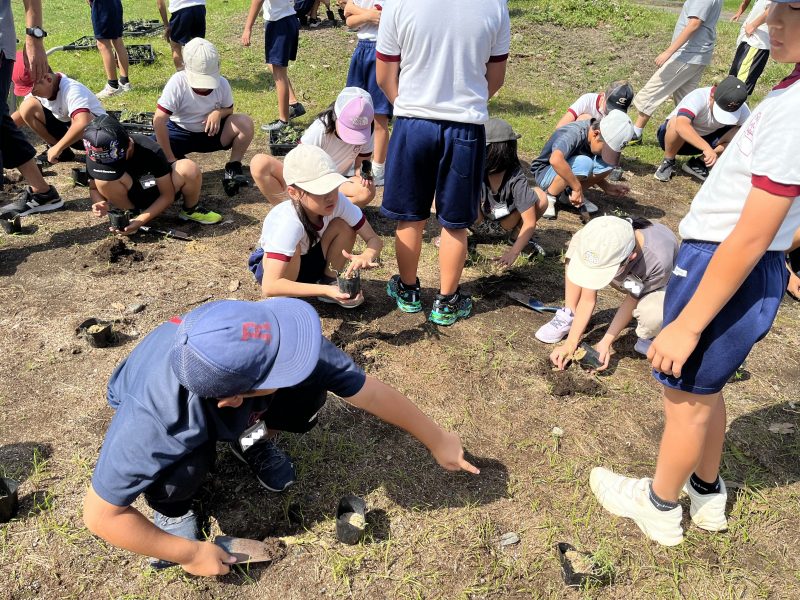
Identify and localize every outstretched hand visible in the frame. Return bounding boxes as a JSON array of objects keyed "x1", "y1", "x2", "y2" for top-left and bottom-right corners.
[
  {"x1": 341, "y1": 249, "x2": 379, "y2": 277},
  {"x1": 432, "y1": 430, "x2": 480, "y2": 474}
]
